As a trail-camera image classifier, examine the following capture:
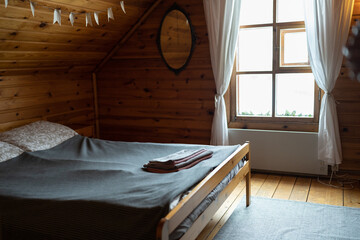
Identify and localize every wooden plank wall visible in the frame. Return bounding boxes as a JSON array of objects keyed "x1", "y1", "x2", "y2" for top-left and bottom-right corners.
[
  {"x1": 335, "y1": 0, "x2": 360, "y2": 172},
  {"x1": 97, "y1": 0, "x2": 215, "y2": 144},
  {"x1": 336, "y1": 0, "x2": 360, "y2": 172},
  {"x1": 0, "y1": 70, "x2": 95, "y2": 132}
]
